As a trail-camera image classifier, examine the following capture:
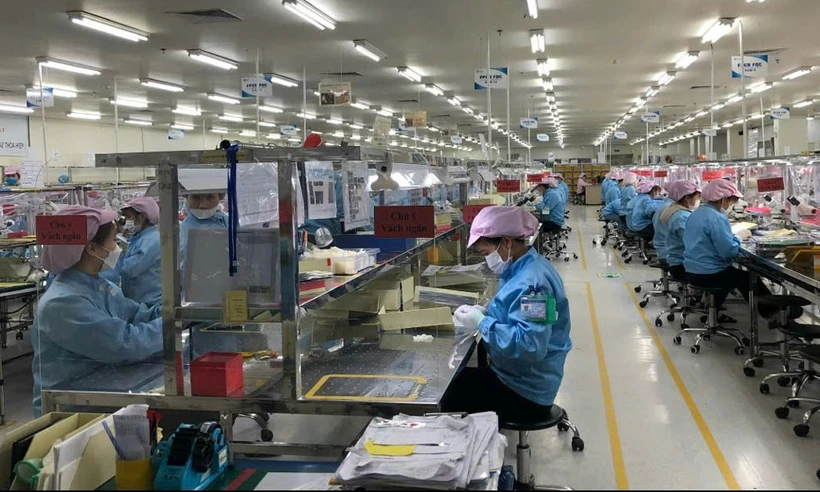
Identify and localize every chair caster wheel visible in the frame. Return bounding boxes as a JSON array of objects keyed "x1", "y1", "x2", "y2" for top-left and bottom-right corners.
[
  {"x1": 261, "y1": 428, "x2": 274, "y2": 442},
  {"x1": 557, "y1": 422, "x2": 569, "y2": 432},
  {"x1": 777, "y1": 376, "x2": 792, "y2": 388},
  {"x1": 639, "y1": 300, "x2": 648, "y2": 308},
  {"x1": 742, "y1": 337, "x2": 751, "y2": 347},
  {"x1": 592, "y1": 240, "x2": 597, "y2": 245},
  {"x1": 700, "y1": 315, "x2": 708, "y2": 323},
  {"x1": 654, "y1": 318, "x2": 663, "y2": 327},
  {"x1": 743, "y1": 367, "x2": 755, "y2": 377},
  {"x1": 625, "y1": 259, "x2": 632, "y2": 264},
  {"x1": 787, "y1": 399, "x2": 800, "y2": 408},
  {"x1": 794, "y1": 424, "x2": 810, "y2": 437},
  {"x1": 759, "y1": 383, "x2": 769, "y2": 394},
  {"x1": 680, "y1": 323, "x2": 689, "y2": 329},
  {"x1": 669, "y1": 303, "x2": 678, "y2": 310},
  {"x1": 734, "y1": 346, "x2": 745, "y2": 356},
  {"x1": 775, "y1": 406, "x2": 790, "y2": 419},
  {"x1": 673, "y1": 336, "x2": 682, "y2": 345},
  {"x1": 571, "y1": 436, "x2": 584, "y2": 452},
  {"x1": 634, "y1": 286, "x2": 642, "y2": 293},
  {"x1": 15, "y1": 332, "x2": 23, "y2": 341},
  {"x1": 564, "y1": 257, "x2": 569, "y2": 262},
  {"x1": 573, "y1": 254, "x2": 578, "y2": 259},
  {"x1": 753, "y1": 358, "x2": 764, "y2": 368},
  {"x1": 666, "y1": 314, "x2": 675, "y2": 322},
  {"x1": 642, "y1": 259, "x2": 649, "y2": 265},
  {"x1": 691, "y1": 345, "x2": 700, "y2": 354}
]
